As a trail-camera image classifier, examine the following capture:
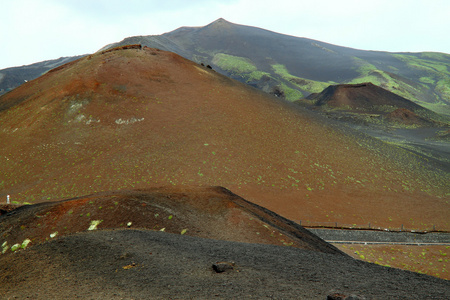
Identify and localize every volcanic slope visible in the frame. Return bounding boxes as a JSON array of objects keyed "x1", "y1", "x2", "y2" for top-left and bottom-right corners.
[
  {"x1": 302, "y1": 83, "x2": 450, "y2": 171},
  {"x1": 0, "y1": 186, "x2": 342, "y2": 255},
  {"x1": 105, "y1": 18, "x2": 450, "y2": 113},
  {"x1": 308, "y1": 83, "x2": 435, "y2": 112},
  {"x1": 0, "y1": 46, "x2": 448, "y2": 231},
  {"x1": 305, "y1": 82, "x2": 450, "y2": 124},
  {"x1": 2, "y1": 230, "x2": 449, "y2": 299}
]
